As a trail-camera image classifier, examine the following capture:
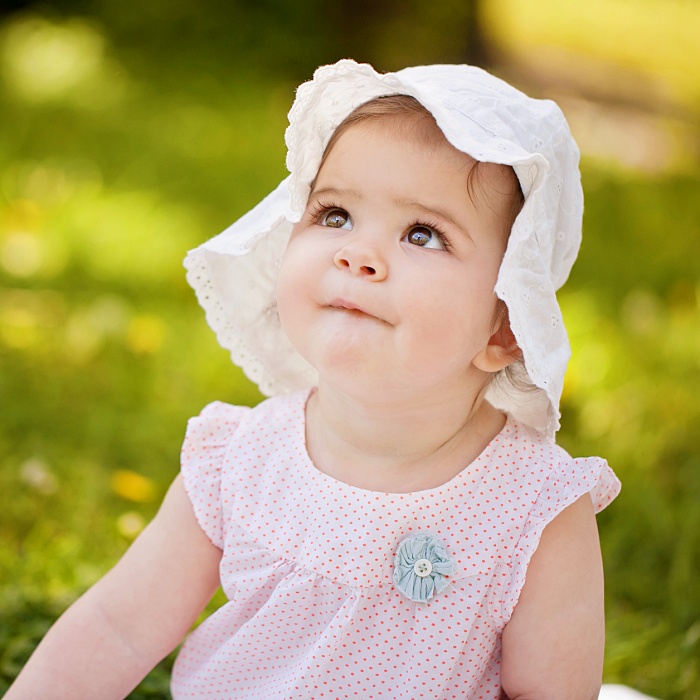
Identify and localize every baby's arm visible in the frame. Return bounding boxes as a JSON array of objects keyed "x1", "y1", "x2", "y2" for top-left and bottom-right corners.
[
  {"x1": 500, "y1": 493, "x2": 605, "y2": 700},
  {"x1": 5, "y1": 475, "x2": 222, "y2": 699}
]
